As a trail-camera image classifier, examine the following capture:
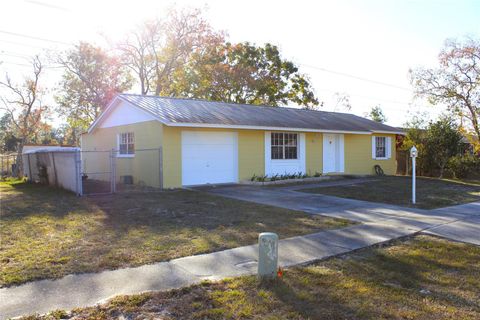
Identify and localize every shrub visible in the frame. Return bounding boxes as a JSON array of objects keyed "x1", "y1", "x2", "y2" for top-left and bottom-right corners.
[{"x1": 447, "y1": 154, "x2": 480, "y2": 179}]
